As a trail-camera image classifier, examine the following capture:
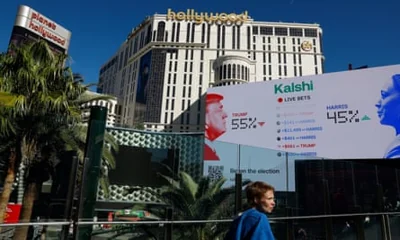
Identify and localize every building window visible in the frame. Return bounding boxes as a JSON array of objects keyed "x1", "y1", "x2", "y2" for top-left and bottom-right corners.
[
  {"x1": 186, "y1": 23, "x2": 191, "y2": 43},
  {"x1": 223, "y1": 65, "x2": 227, "y2": 79},
  {"x1": 201, "y1": 24, "x2": 205, "y2": 43},
  {"x1": 171, "y1": 23, "x2": 176, "y2": 42},
  {"x1": 237, "y1": 26, "x2": 241, "y2": 49},
  {"x1": 260, "y1": 26, "x2": 273, "y2": 35},
  {"x1": 232, "y1": 26, "x2": 236, "y2": 49},
  {"x1": 305, "y1": 28, "x2": 318, "y2": 37},
  {"x1": 222, "y1": 26, "x2": 226, "y2": 49},
  {"x1": 275, "y1": 27, "x2": 288, "y2": 36},
  {"x1": 191, "y1": 23, "x2": 195, "y2": 43},
  {"x1": 207, "y1": 24, "x2": 211, "y2": 48},
  {"x1": 156, "y1": 21, "x2": 165, "y2": 41},
  {"x1": 252, "y1": 26, "x2": 259, "y2": 34},
  {"x1": 176, "y1": 23, "x2": 181, "y2": 42},
  {"x1": 217, "y1": 25, "x2": 221, "y2": 49},
  {"x1": 289, "y1": 28, "x2": 303, "y2": 37},
  {"x1": 247, "y1": 26, "x2": 251, "y2": 50}
]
